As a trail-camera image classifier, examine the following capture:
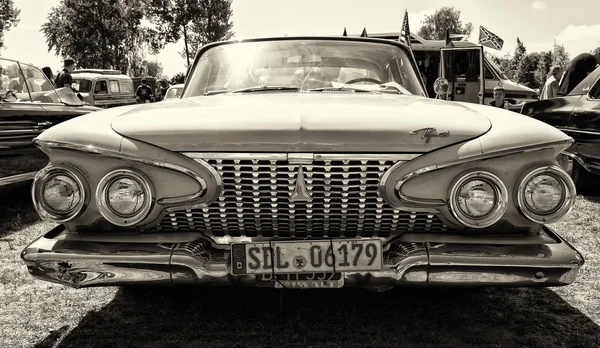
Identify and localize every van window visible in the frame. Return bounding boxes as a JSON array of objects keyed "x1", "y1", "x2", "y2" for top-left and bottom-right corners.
[
  {"x1": 95, "y1": 80, "x2": 108, "y2": 94},
  {"x1": 73, "y1": 79, "x2": 92, "y2": 93},
  {"x1": 120, "y1": 80, "x2": 133, "y2": 94},
  {"x1": 484, "y1": 63, "x2": 495, "y2": 80},
  {"x1": 109, "y1": 80, "x2": 120, "y2": 93}
]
